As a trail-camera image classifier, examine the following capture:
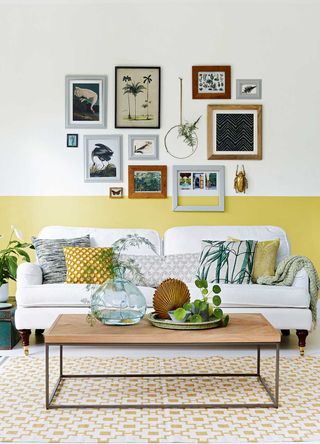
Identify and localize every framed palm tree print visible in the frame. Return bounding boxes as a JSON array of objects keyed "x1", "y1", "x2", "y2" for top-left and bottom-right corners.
[{"x1": 115, "y1": 67, "x2": 161, "y2": 128}]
